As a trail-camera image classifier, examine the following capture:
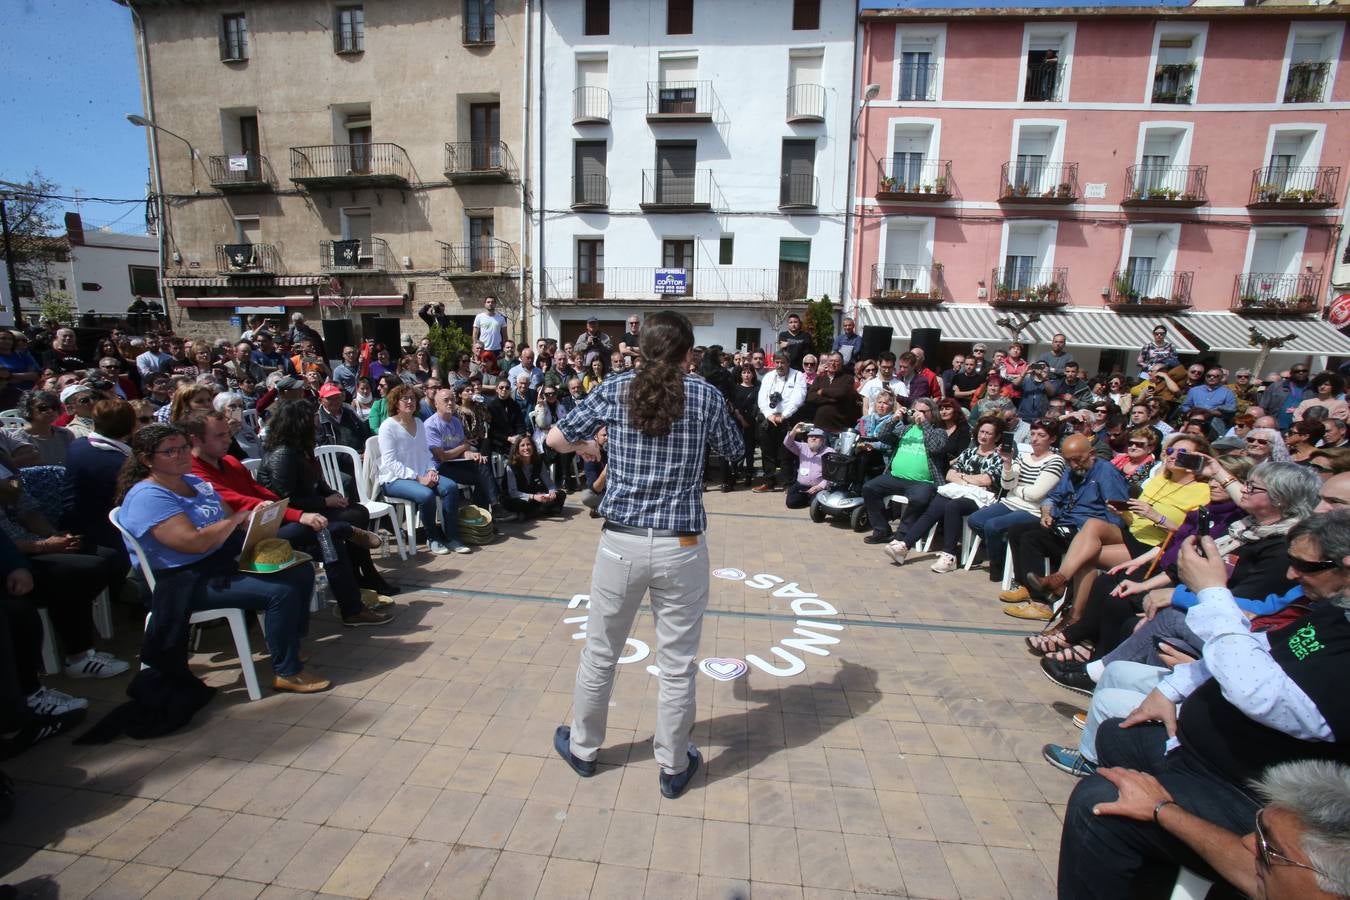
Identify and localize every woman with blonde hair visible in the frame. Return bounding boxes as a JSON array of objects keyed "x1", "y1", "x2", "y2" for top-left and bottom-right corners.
[{"x1": 160, "y1": 382, "x2": 216, "y2": 424}]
